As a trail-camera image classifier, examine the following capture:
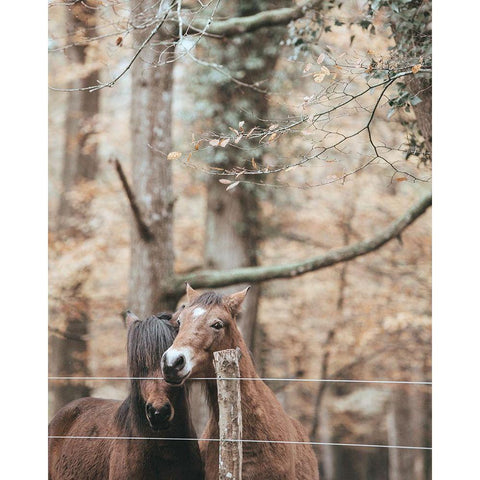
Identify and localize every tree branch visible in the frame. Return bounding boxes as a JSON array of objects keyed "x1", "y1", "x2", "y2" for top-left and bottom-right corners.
[
  {"x1": 49, "y1": 1, "x2": 174, "y2": 92},
  {"x1": 111, "y1": 158, "x2": 154, "y2": 242},
  {"x1": 188, "y1": 1, "x2": 323, "y2": 37},
  {"x1": 50, "y1": 1, "x2": 322, "y2": 92},
  {"x1": 48, "y1": 326, "x2": 87, "y2": 343},
  {"x1": 173, "y1": 191, "x2": 431, "y2": 293}
]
